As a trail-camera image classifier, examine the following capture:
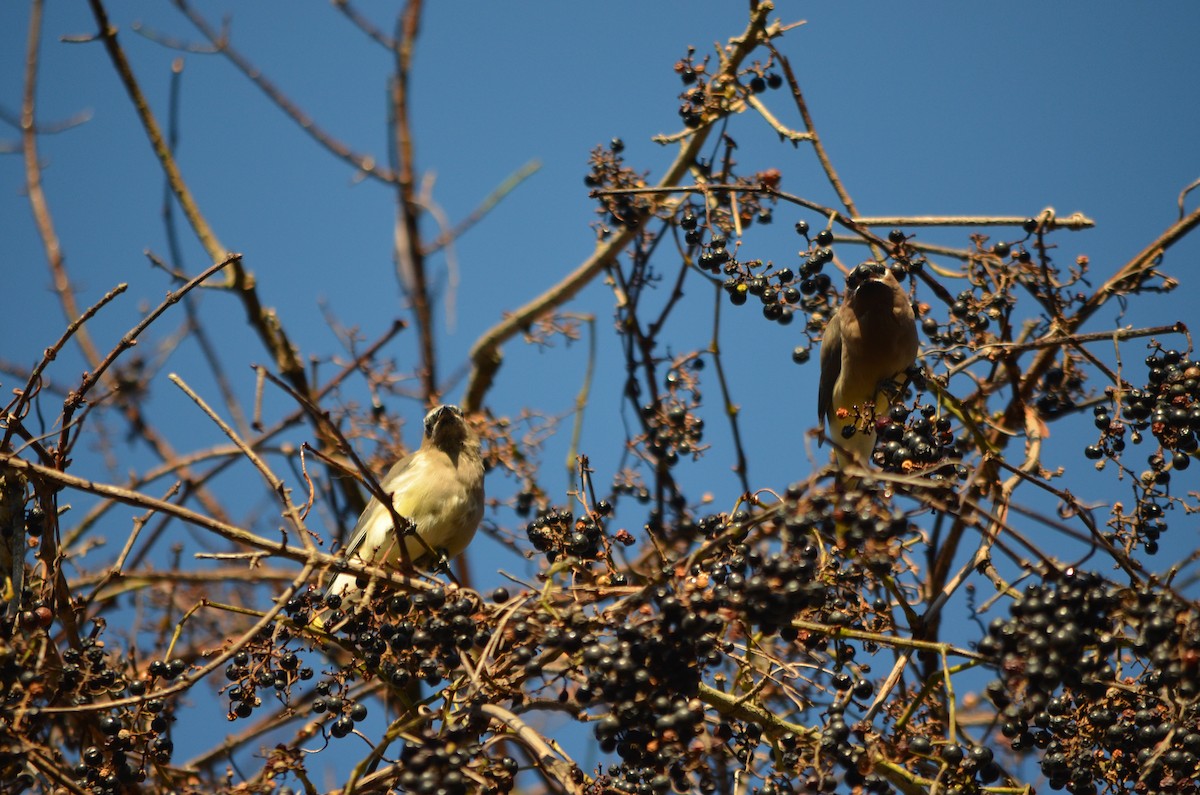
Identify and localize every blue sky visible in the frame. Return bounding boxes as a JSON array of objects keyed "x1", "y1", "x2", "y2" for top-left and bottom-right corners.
[{"x1": 4, "y1": 0, "x2": 1200, "y2": 783}]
